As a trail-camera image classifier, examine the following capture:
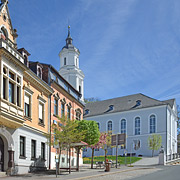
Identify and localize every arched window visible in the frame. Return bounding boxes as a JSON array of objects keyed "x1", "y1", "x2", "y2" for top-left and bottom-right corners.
[
  {"x1": 64, "y1": 57, "x2": 66, "y2": 65},
  {"x1": 150, "y1": 115, "x2": 156, "y2": 133},
  {"x1": 1, "y1": 27, "x2": 8, "y2": 39},
  {"x1": 108, "y1": 121, "x2": 112, "y2": 131},
  {"x1": 135, "y1": 117, "x2": 140, "y2": 135},
  {"x1": 121, "y1": 119, "x2": 126, "y2": 134}
]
